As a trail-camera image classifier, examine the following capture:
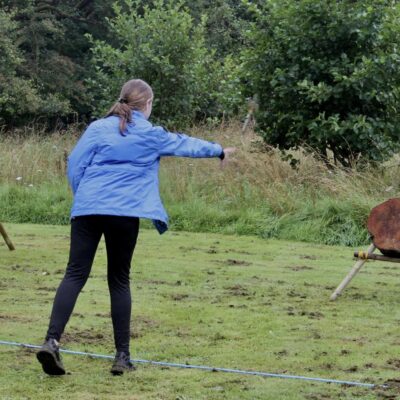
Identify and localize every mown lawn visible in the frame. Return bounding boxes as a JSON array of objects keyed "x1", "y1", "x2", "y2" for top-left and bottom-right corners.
[{"x1": 0, "y1": 223, "x2": 399, "y2": 400}]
